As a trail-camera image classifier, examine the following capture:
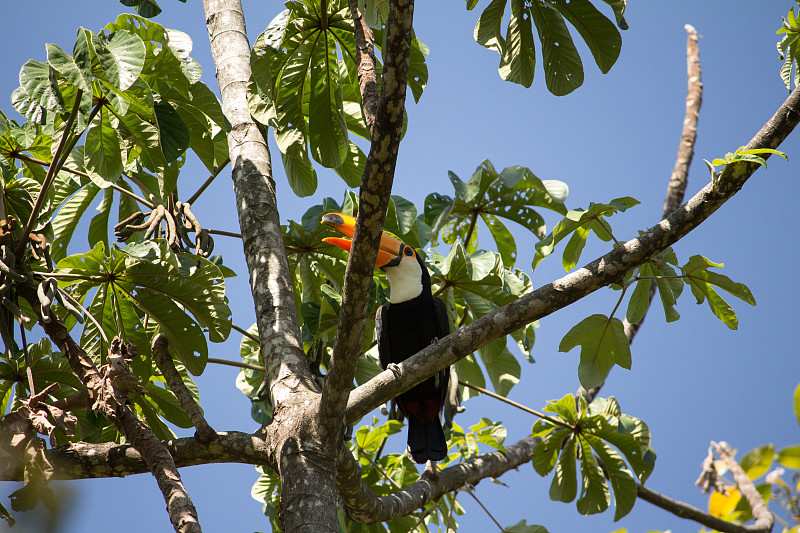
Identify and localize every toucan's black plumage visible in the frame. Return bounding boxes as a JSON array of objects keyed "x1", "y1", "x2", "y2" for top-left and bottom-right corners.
[
  {"x1": 376, "y1": 252, "x2": 450, "y2": 464},
  {"x1": 321, "y1": 212, "x2": 450, "y2": 464}
]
